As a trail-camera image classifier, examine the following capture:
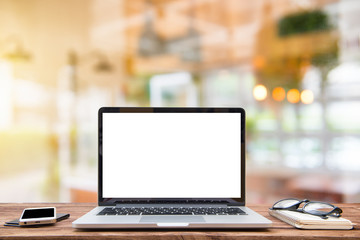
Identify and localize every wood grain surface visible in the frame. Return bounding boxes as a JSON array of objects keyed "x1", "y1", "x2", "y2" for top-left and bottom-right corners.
[{"x1": 1, "y1": 203, "x2": 359, "y2": 239}]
